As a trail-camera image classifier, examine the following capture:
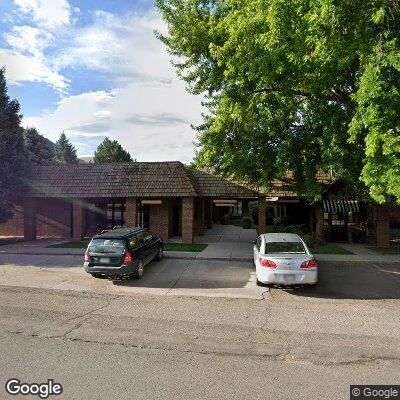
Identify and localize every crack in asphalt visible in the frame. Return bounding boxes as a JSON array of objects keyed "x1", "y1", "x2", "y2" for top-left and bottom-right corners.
[{"x1": 5, "y1": 329, "x2": 400, "y2": 367}]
